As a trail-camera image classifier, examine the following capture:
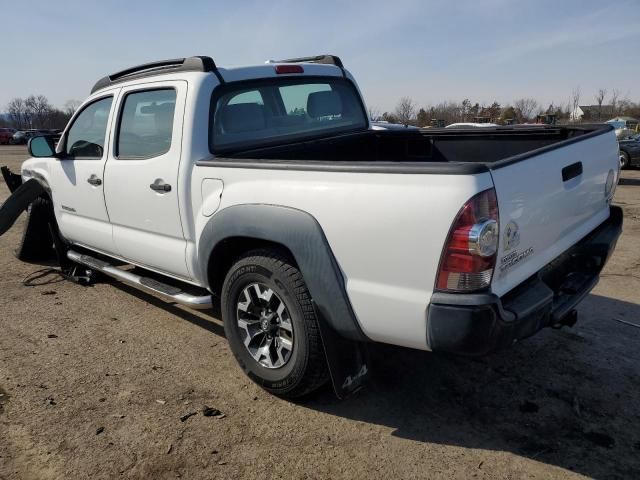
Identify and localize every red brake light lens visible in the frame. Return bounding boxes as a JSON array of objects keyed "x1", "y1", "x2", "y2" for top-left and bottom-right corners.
[
  {"x1": 275, "y1": 65, "x2": 304, "y2": 74},
  {"x1": 436, "y1": 188, "x2": 499, "y2": 292}
]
